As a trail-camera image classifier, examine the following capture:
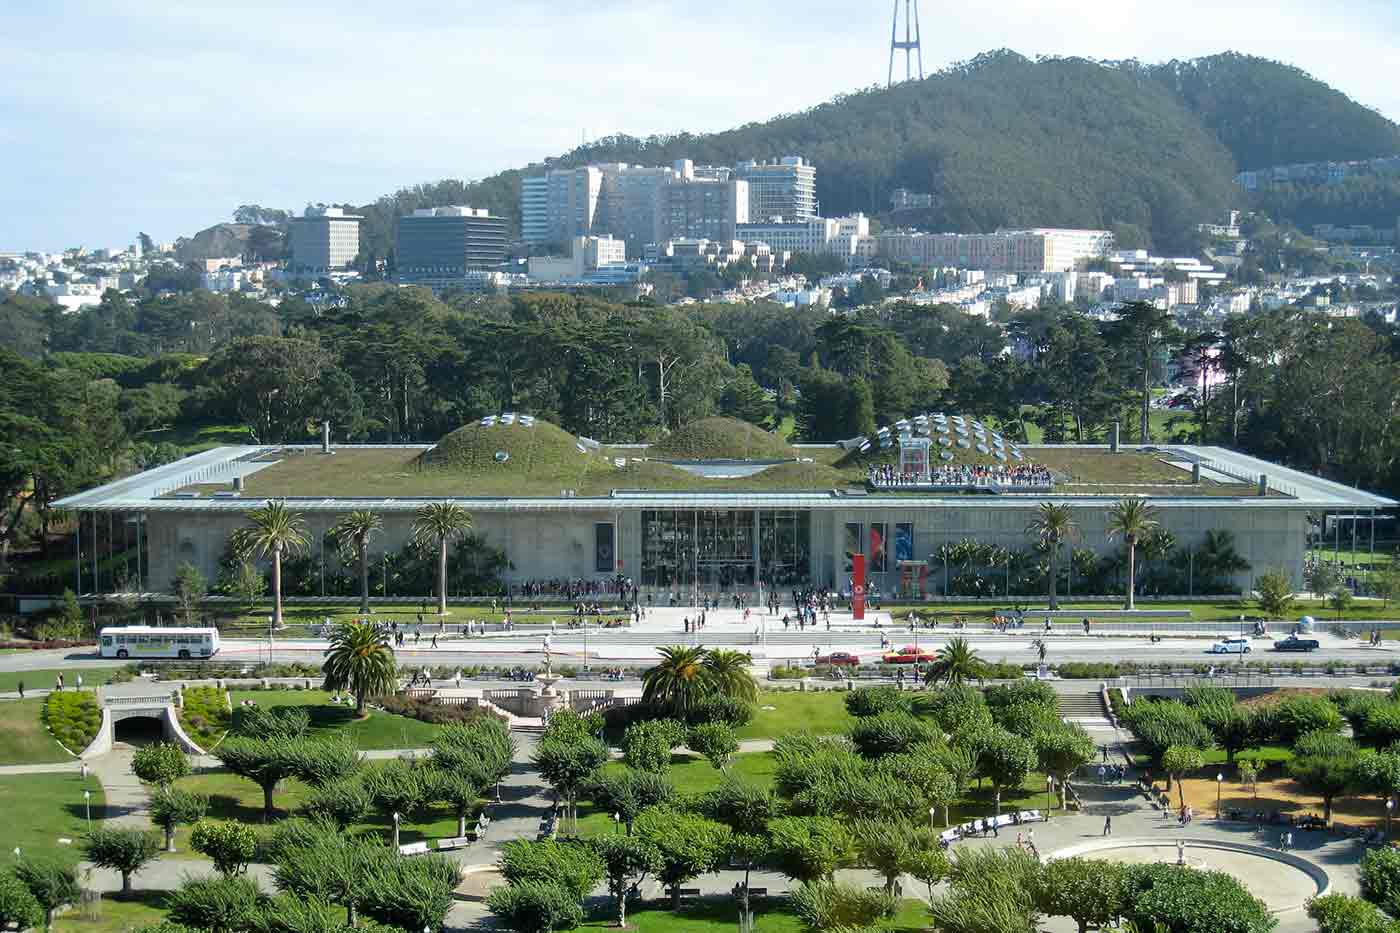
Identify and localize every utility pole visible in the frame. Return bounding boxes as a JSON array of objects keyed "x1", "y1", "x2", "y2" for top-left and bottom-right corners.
[{"x1": 888, "y1": 0, "x2": 924, "y2": 88}]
